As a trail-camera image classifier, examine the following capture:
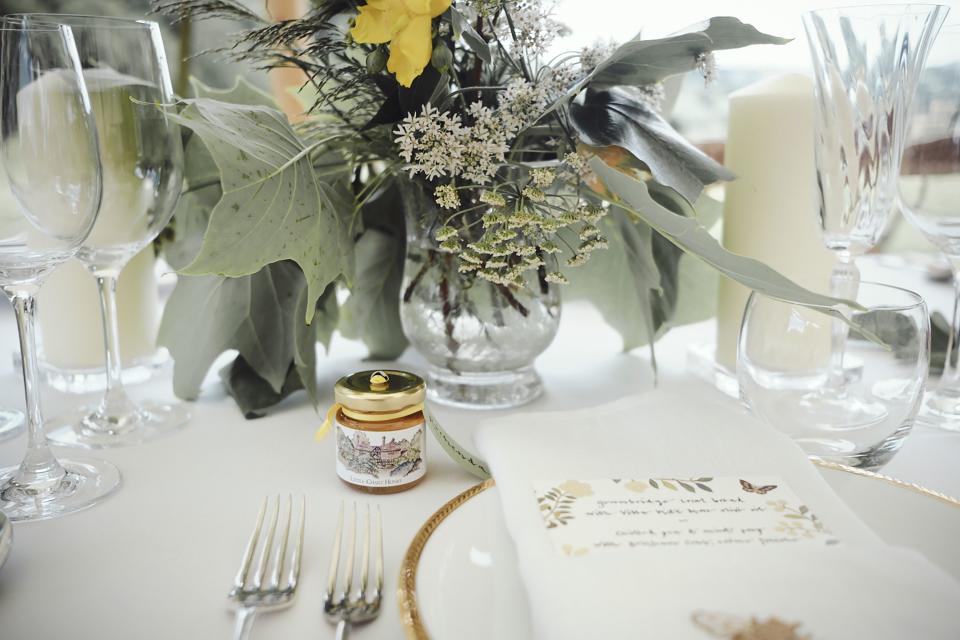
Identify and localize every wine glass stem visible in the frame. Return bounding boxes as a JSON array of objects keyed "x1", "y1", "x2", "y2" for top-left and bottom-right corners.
[
  {"x1": 938, "y1": 257, "x2": 960, "y2": 392},
  {"x1": 94, "y1": 272, "x2": 137, "y2": 419},
  {"x1": 6, "y1": 289, "x2": 65, "y2": 487},
  {"x1": 829, "y1": 254, "x2": 860, "y2": 387}
]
